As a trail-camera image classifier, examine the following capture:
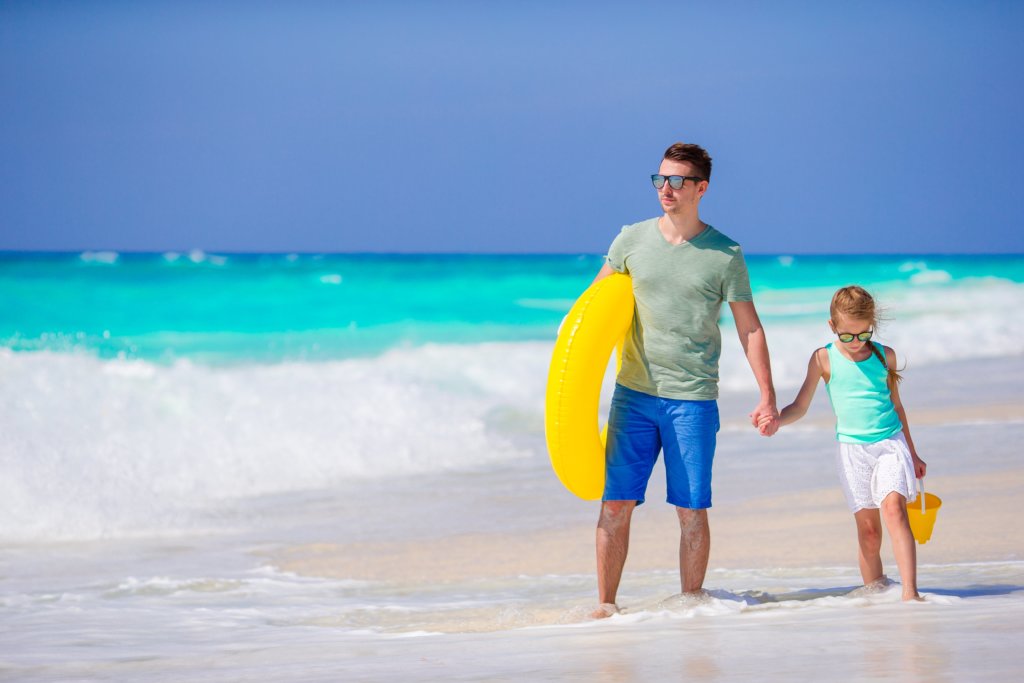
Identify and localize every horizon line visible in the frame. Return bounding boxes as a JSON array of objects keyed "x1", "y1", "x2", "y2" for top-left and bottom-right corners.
[{"x1": 2, "y1": 249, "x2": 1023, "y2": 258}]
